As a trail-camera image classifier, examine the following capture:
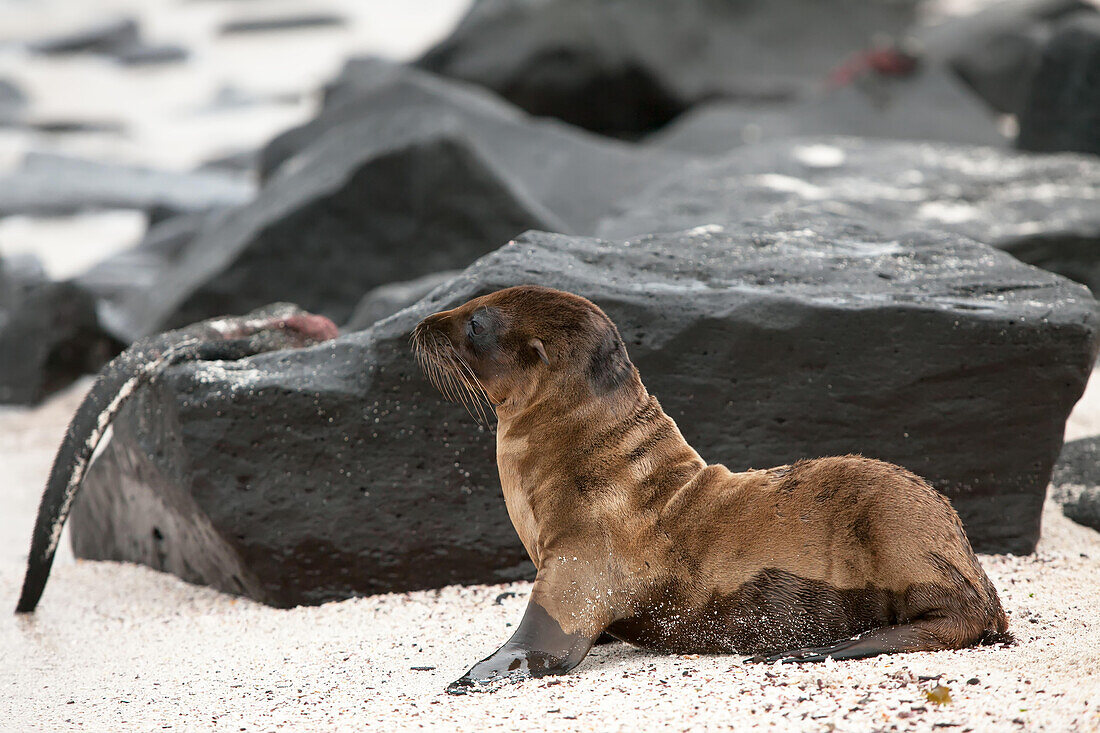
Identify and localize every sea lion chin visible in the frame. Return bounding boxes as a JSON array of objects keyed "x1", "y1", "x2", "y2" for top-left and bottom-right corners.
[{"x1": 413, "y1": 285, "x2": 1011, "y2": 694}]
